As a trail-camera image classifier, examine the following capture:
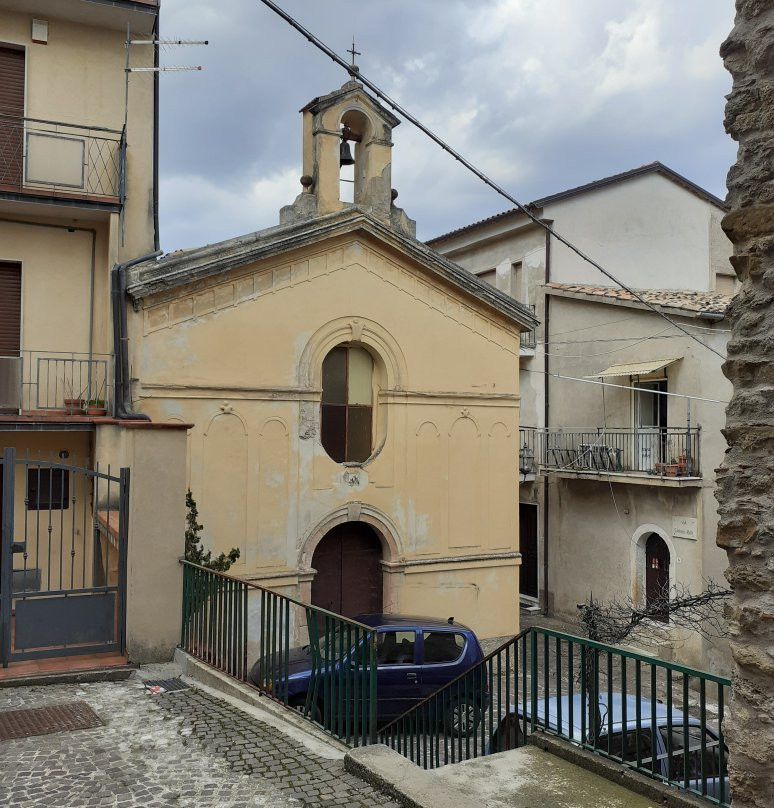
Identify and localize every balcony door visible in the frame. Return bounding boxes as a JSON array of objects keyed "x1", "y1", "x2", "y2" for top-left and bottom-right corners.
[
  {"x1": 634, "y1": 380, "x2": 667, "y2": 471},
  {"x1": 0, "y1": 45, "x2": 25, "y2": 187}
]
